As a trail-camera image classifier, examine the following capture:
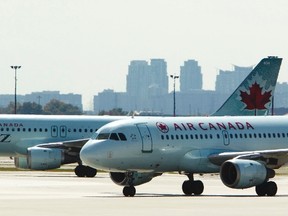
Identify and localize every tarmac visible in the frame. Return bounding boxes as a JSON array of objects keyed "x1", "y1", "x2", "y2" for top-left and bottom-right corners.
[{"x1": 0, "y1": 171, "x2": 288, "y2": 216}]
